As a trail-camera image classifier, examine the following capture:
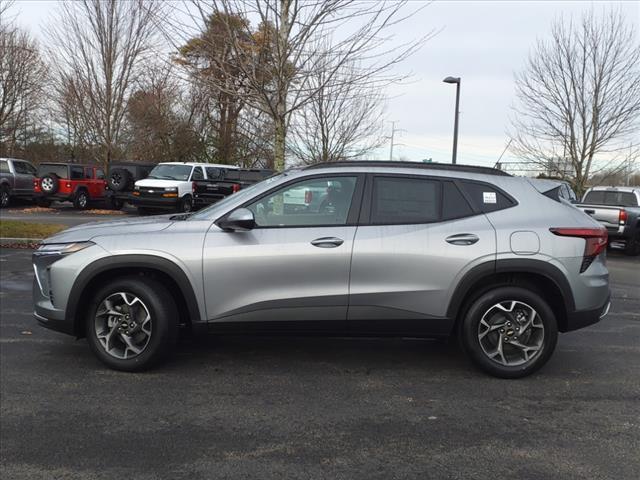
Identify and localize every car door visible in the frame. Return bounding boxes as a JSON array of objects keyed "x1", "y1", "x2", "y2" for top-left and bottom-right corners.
[
  {"x1": 348, "y1": 175, "x2": 497, "y2": 327},
  {"x1": 202, "y1": 174, "x2": 364, "y2": 324},
  {"x1": 12, "y1": 161, "x2": 36, "y2": 194}
]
